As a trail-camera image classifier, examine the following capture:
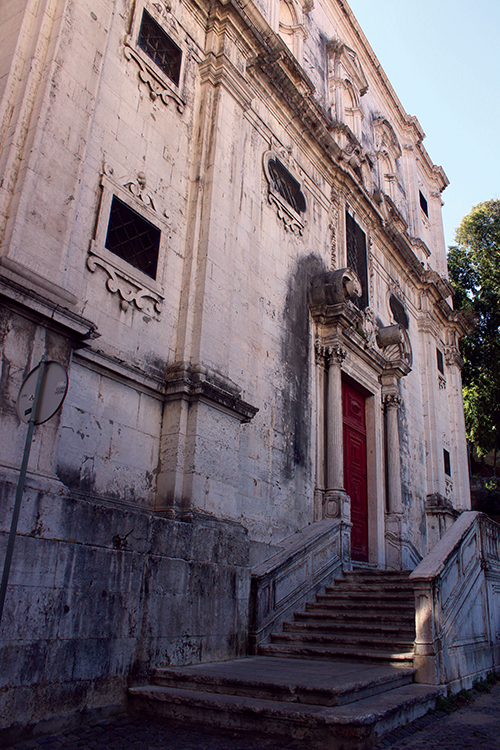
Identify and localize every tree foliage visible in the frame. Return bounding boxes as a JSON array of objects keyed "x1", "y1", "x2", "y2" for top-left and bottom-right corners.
[{"x1": 447, "y1": 200, "x2": 500, "y2": 462}]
